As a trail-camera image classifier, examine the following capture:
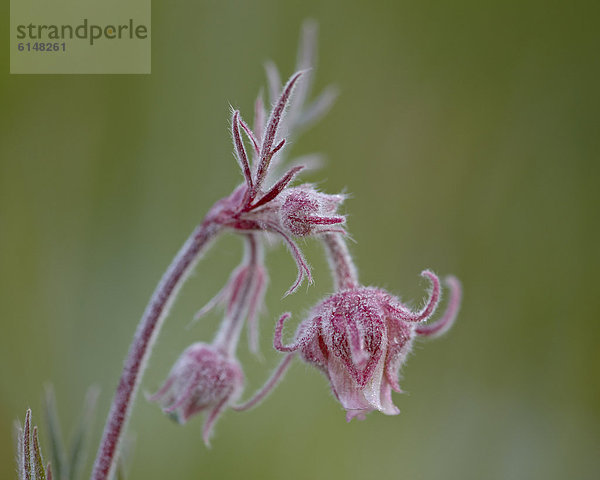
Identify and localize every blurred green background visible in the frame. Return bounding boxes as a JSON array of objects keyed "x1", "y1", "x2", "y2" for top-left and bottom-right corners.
[{"x1": 1, "y1": 1, "x2": 599, "y2": 479}]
